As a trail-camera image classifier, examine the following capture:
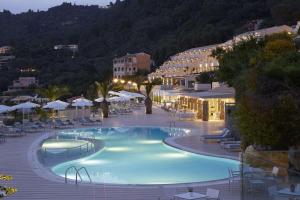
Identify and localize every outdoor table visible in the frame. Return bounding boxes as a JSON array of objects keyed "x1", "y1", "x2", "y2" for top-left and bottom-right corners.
[
  {"x1": 174, "y1": 192, "x2": 206, "y2": 199},
  {"x1": 277, "y1": 188, "x2": 300, "y2": 197}
]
